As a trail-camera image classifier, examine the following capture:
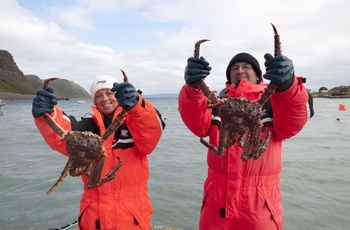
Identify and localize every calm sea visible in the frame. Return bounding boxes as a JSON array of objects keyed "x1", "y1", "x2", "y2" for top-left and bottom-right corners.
[{"x1": 0, "y1": 97, "x2": 349, "y2": 230}]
